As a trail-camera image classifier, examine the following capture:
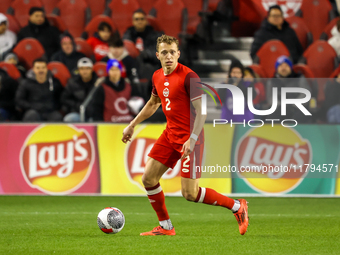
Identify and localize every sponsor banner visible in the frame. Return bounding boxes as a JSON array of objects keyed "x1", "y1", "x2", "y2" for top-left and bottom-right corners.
[
  {"x1": 97, "y1": 124, "x2": 232, "y2": 195},
  {"x1": 0, "y1": 123, "x2": 339, "y2": 195},
  {"x1": 0, "y1": 124, "x2": 100, "y2": 194},
  {"x1": 231, "y1": 125, "x2": 340, "y2": 194}
]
